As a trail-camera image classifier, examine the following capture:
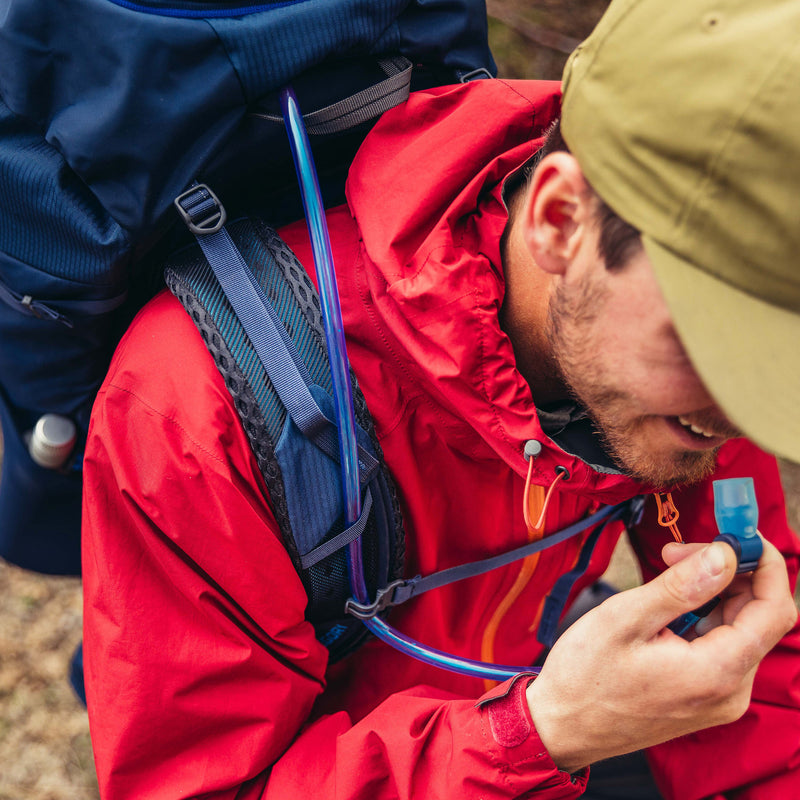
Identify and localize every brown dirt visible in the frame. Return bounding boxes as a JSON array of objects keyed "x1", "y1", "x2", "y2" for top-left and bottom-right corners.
[
  {"x1": 1, "y1": 4, "x2": 799, "y2": 798},
  {"x1": 0, "y1": 563, "x2": 98, "y2": 800}
]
